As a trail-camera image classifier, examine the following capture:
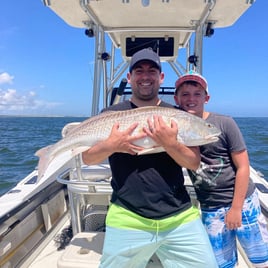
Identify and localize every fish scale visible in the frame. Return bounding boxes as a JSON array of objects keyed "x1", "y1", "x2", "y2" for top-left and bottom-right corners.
[{"x1": 35, "y1": 106, "x2": 221, "y2": 180}]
